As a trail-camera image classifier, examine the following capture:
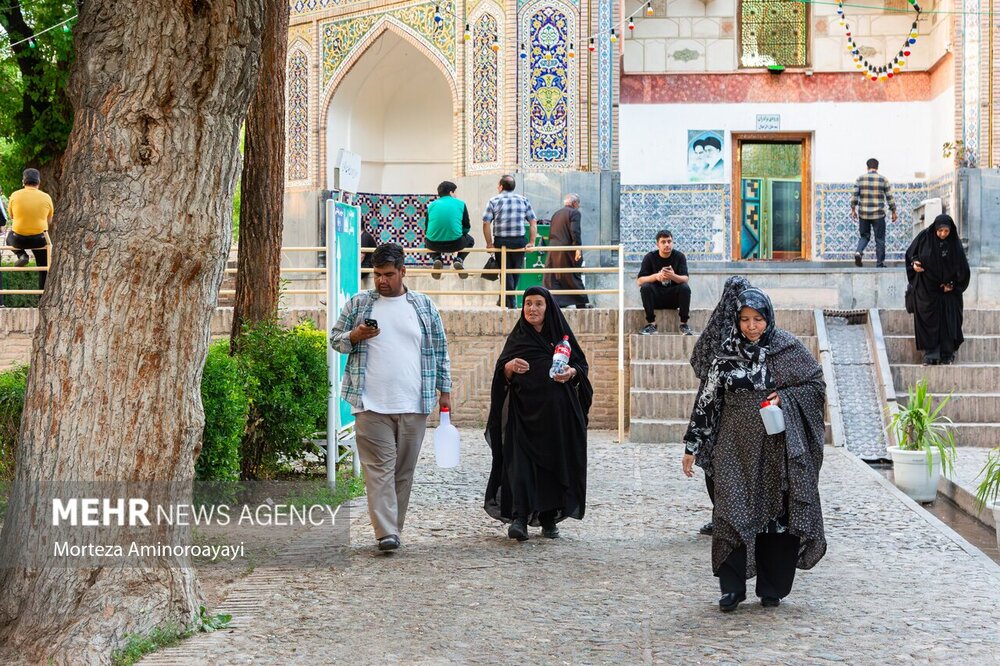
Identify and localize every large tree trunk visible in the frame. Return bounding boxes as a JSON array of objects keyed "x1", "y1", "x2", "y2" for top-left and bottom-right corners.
[
  {"x1": 0, "y1": 1, "x2": 264, "y2": 662},
  {"x1": 230, "y1": 0, "x2": 289, "y2": 345}
]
